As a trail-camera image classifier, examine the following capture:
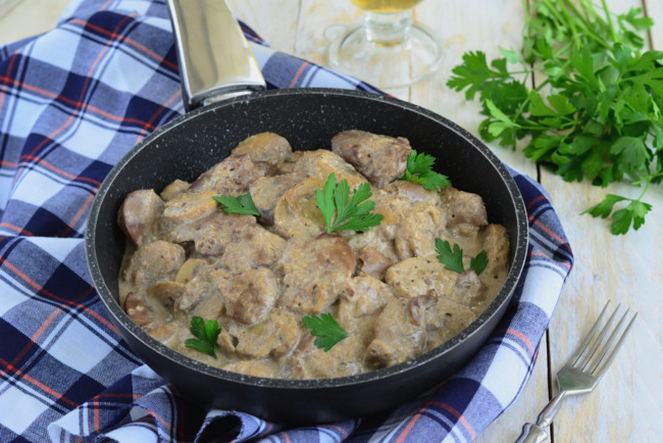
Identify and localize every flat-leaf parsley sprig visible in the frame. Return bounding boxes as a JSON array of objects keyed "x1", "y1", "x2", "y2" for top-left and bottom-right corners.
[
  {"x1": 315, "y1": 173, "x2": 384, "y2": 233},
  {"x1": 302, "y1": 313, "x2": 349, "y2": 352},
  {"x1": 435, "y1": 238, "x2": 488, "y2": 275},
  {"x1": 401, "y1": 150, "x2": 451, "y2": 191},
  {"x1": 185, "y1": 316, "x2": 221, "y2": 358},
  {"x1": 213, "y1": 193, "x2": 260, "y2": 216}
]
